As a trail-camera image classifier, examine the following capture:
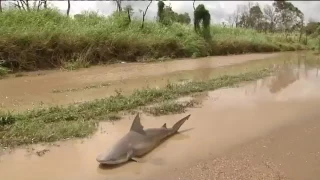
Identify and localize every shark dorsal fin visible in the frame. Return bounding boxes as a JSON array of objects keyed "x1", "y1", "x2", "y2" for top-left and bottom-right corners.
[
  {"x1": 162, "y1": 123, "x2": 167, "y2": 128},
  {"x1": 130, "y1": 113, "x2": 146, "y2": 135}
]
